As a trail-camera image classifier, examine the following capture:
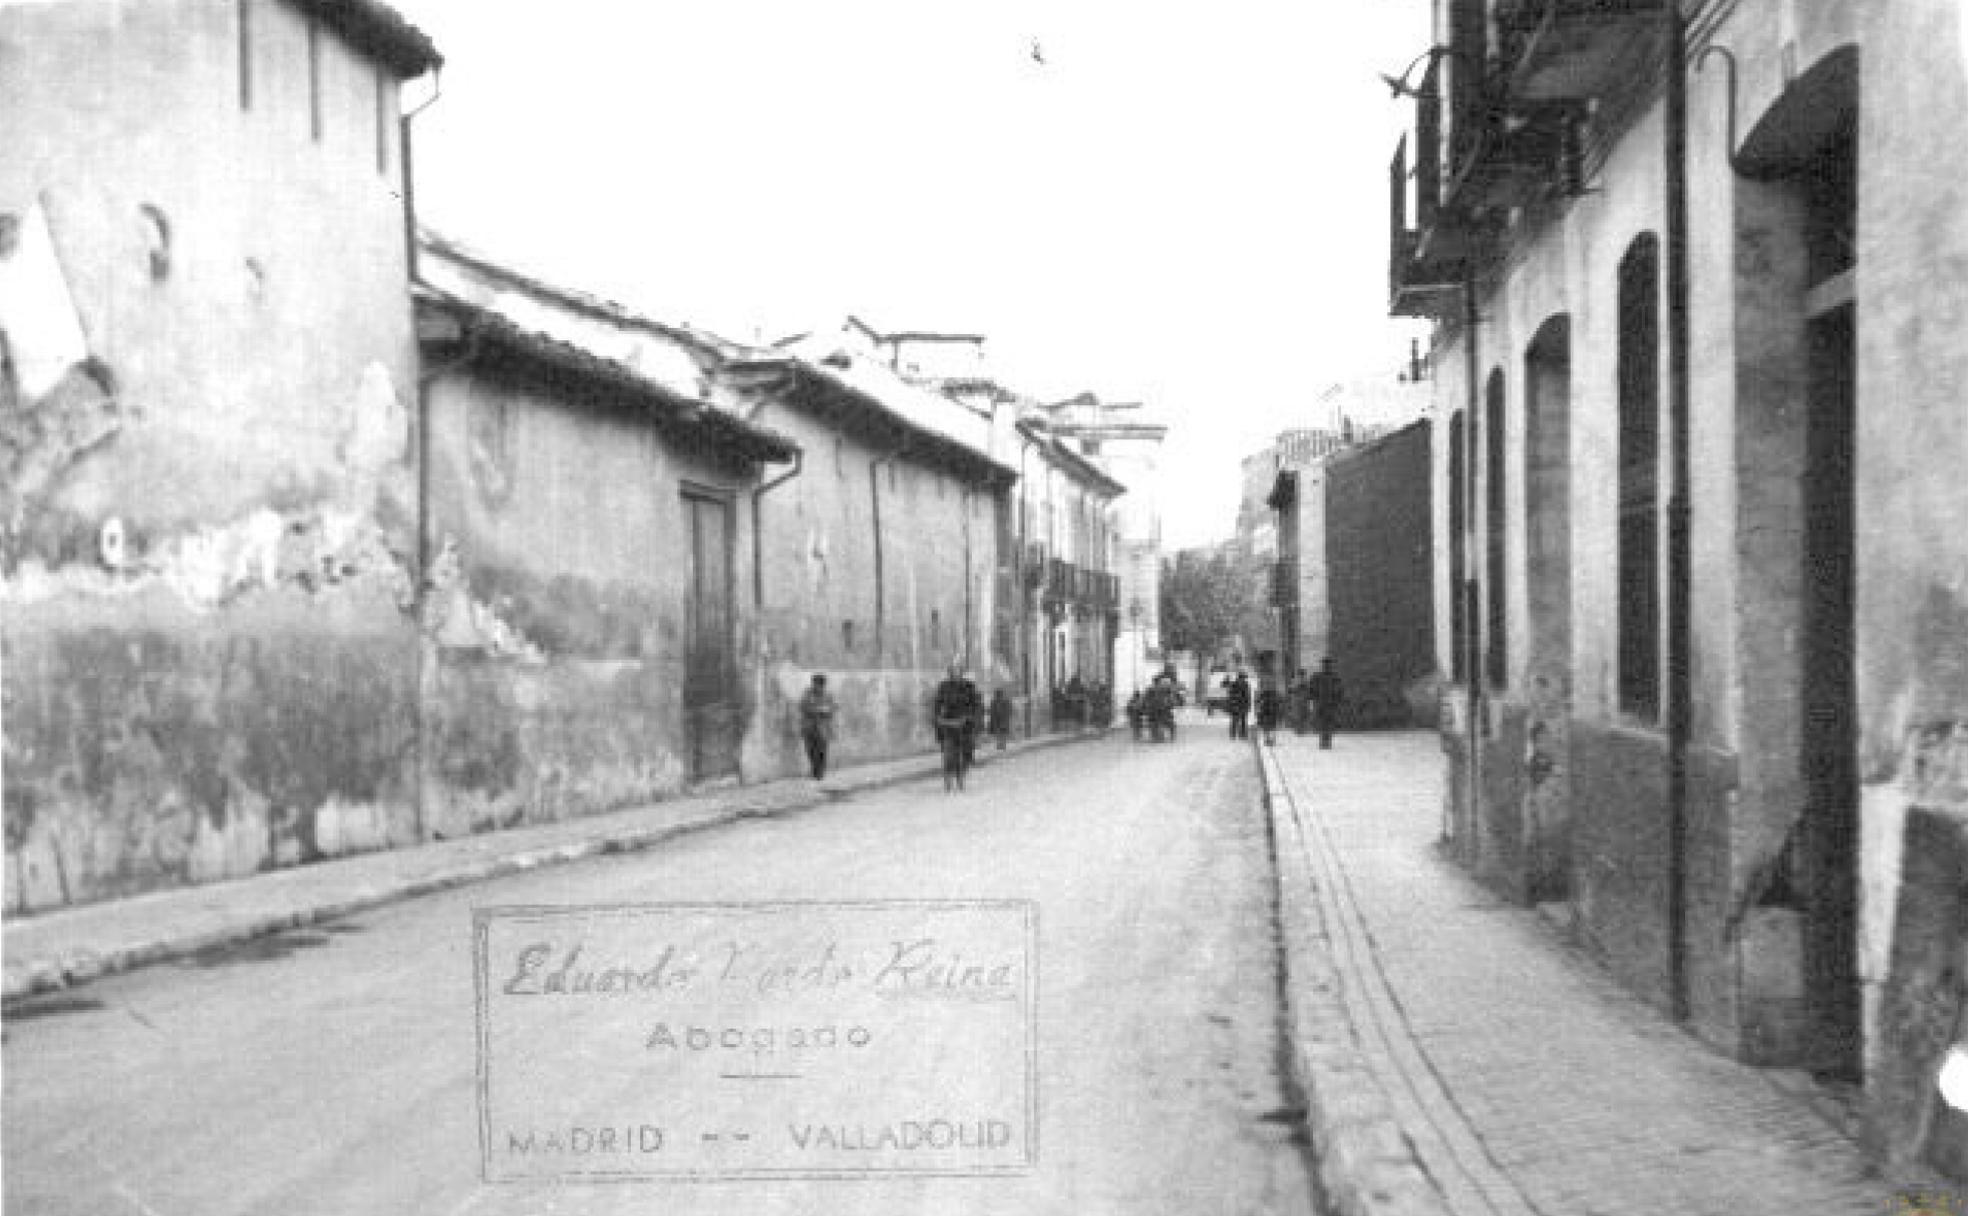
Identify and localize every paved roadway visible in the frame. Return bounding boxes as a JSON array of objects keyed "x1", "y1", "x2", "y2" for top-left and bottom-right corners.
[{"x1": 4, "y1": 718, "x2": 1320, "y2": 1216}]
